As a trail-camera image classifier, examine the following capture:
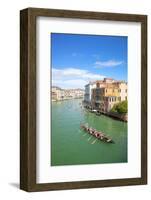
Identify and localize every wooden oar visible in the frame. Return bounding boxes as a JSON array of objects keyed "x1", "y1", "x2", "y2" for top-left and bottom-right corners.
[
  {"x1": 91, "y1": 138, "x2": 97, "y2": 144},
  {"x1": 88, "y1": 136, "x2": 92, "y2": 141}
]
